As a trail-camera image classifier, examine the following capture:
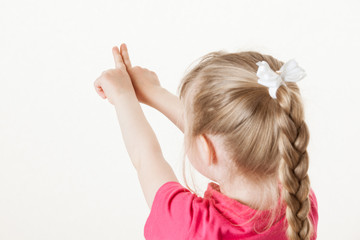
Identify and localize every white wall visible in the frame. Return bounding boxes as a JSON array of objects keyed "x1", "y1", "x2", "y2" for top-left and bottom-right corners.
[{"x1": 1, "y1": 0, "x2": 359, "y2": 239}]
